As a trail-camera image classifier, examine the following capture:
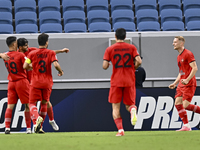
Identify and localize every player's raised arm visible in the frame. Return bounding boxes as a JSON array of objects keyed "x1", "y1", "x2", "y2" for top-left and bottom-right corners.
[{"x1": 54, "y1": 48, "x2": 70, "y2": 54}]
